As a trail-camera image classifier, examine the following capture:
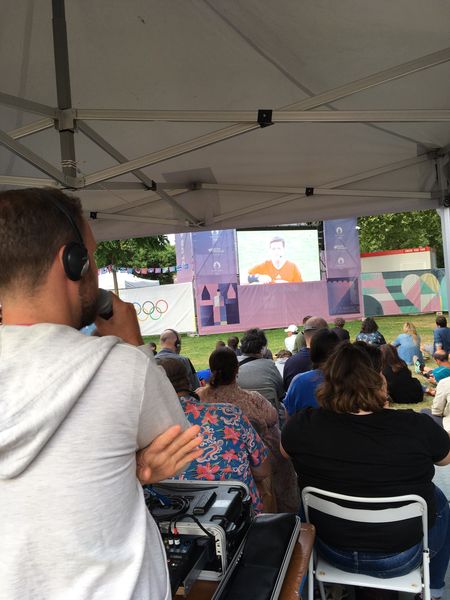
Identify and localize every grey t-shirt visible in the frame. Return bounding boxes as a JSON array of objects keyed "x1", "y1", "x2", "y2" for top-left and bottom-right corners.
[
  {"x1": 237, "y1": 355, "x2": 285, "y2": 405},
  {"x1": 0, "y1": 324, "x2": 188, "y2": 600}
]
